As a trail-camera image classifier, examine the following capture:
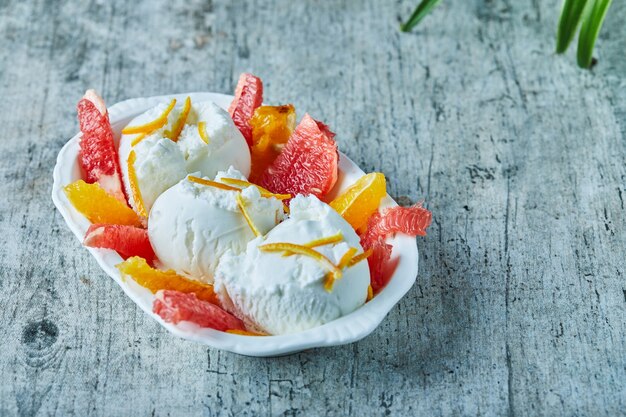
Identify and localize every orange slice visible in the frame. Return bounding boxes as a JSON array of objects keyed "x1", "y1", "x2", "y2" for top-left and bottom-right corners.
[
  {"x1": 64, "y1": 180, "x2": 141, "y2": 226},
  {"x1": 122, "y1": 99, "x2": 177, "y2": 135},
  {"x1": 117, "y1": 256, "x2": 219, "y2": 305},
  {"x1": 330, "y1": 172, "x2": 387, "y2": 231},
  {"x1": 127, "y1": 150, "x2": 148, "y2": 217},
  {"x1": 236, "y1": 193, "x2": 261, "y2": 237},
  {"x1": 347, "y1": 248, "x2": 373, "y2": 267},
  {"x1": 166, "y1": 96, "x2": 191, "y2": 142},
  {"x1": 198, "y1": 121, "x2": 210, "y2": 144},
  {"x1": 366, "y1": 285, "x2": 374, "y2": 301},
  {"x1": 259, "y1": 243, "x2": 341, "y2": 279},
  {"x1": 220, "y1": 177, "x2": 291, "y2": 200},
  {"x1": 188, "y1": 176, "x2": 240, "y2": 191}
]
